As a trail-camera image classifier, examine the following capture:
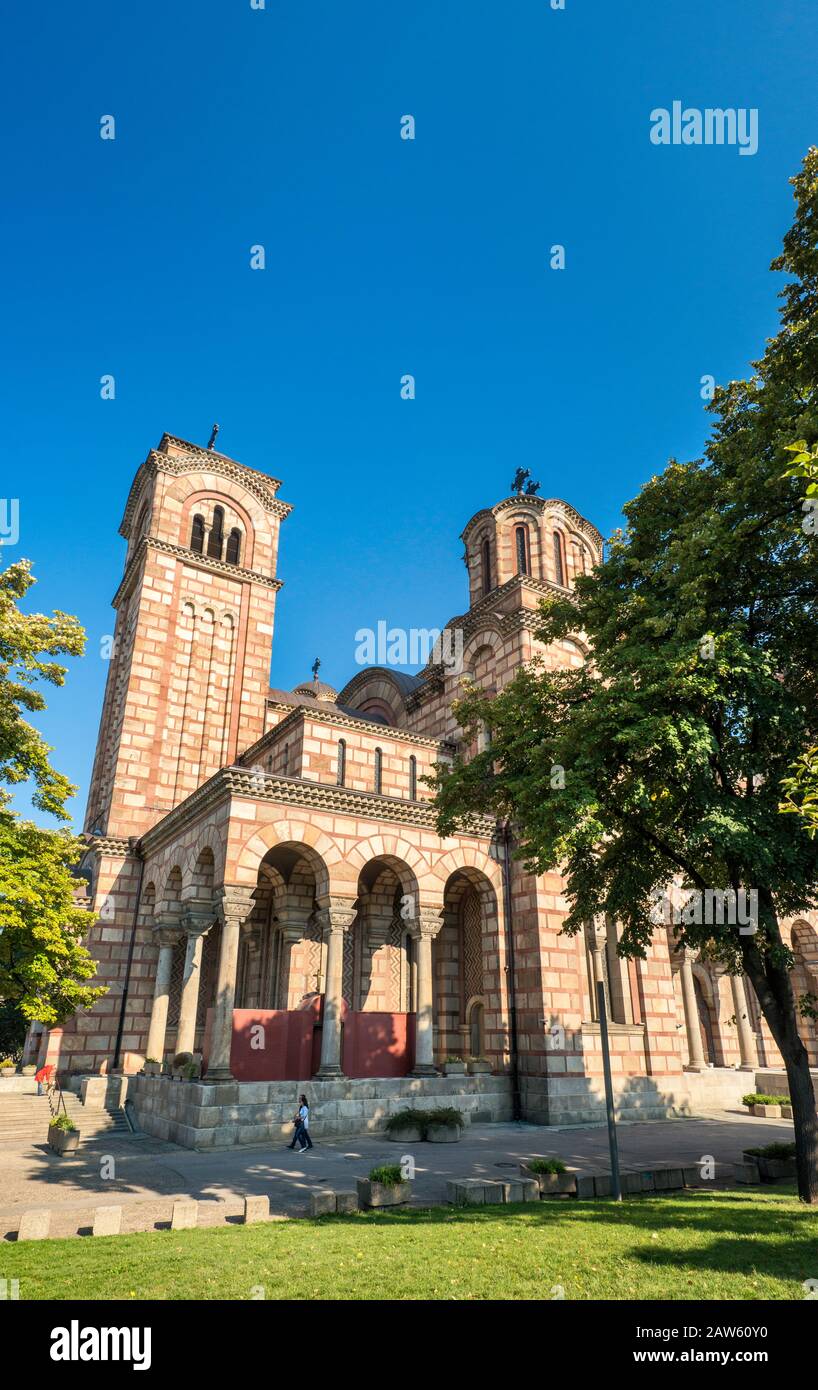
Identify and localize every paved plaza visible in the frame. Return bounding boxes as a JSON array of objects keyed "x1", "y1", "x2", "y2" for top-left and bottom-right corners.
[{"x1": 0, "y1": 1110, "x2": 795, "y2": 1240}]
